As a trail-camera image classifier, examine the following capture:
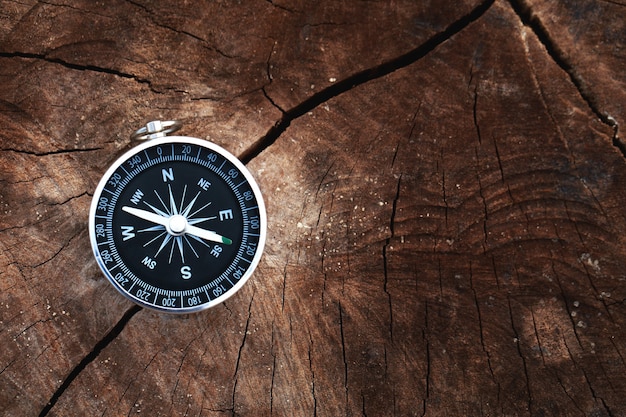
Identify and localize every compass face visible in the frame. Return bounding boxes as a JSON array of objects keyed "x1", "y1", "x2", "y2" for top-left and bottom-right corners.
[{"x1": 89, "y1": 136, "x2": 266, "y2": 313}]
